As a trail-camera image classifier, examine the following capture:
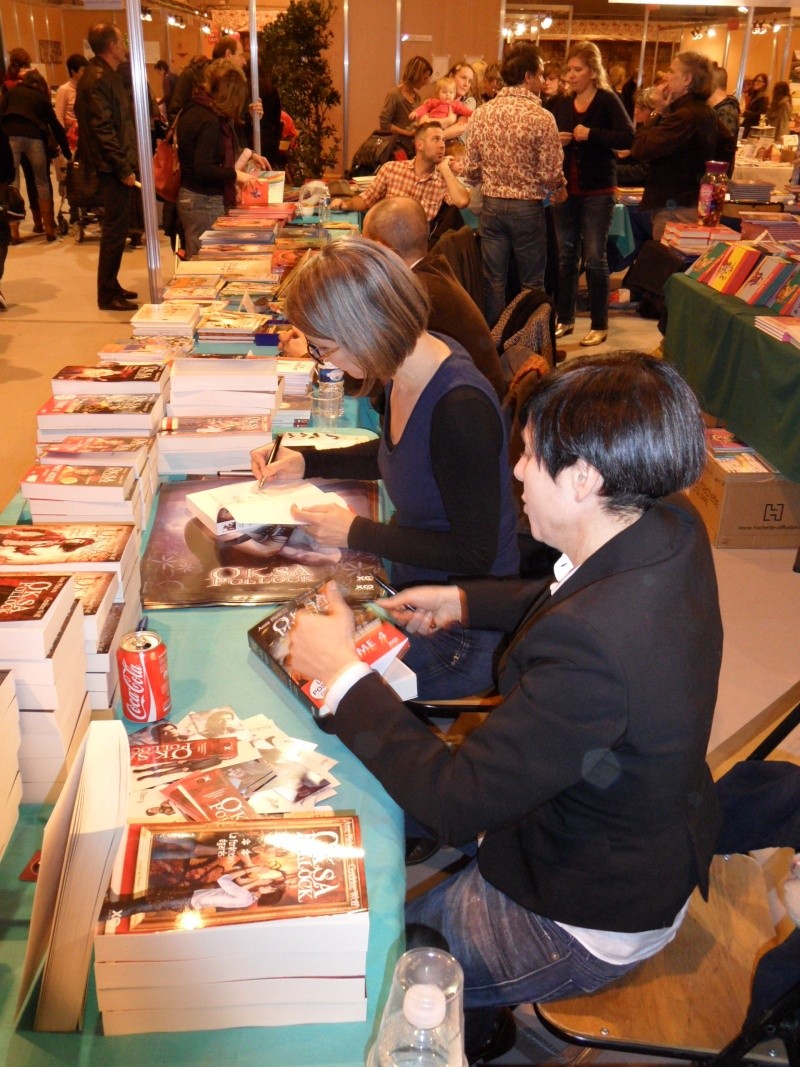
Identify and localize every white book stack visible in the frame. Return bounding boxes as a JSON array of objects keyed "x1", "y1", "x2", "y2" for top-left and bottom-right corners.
[
  {"x1": 20, "y1": 463, "x2": 144, "y2": 532},
  {"x1": 50, "y1": 364, "x2": 170, "y2": 398},
  {"x1": 156, "y1": 414, "x2": 274, "y2": 476},
  {"x1": 167, "y1": 357, "x2": 282, "y2": 418},
  {"x1": 276, "y1": 356, "x2": 316, "y2": 397},
  {"x1": 37, "y1": 437, "x2": 159, "y2": 524},
  {"x1": 130, "y1": 302, "x2": 201, "y2": 339},
  {"x1": 35, "y1": 394, "x2": 166, "y2": 445},
  {"x1": 272, "y1": 394, "x2": 313, "y2": 430},
  {"x1": 0, "y1": 575, "x2": 90, "y2": 803},
  {"x1": 0, "y1": 669, "x2": 22, "y2": 860},
  {"x1": 93, "y1": 815, "x2": 369, "y2": 1035},
  {"x1": 70, "y1": 572, "x2": 124, "y2": 710}
]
